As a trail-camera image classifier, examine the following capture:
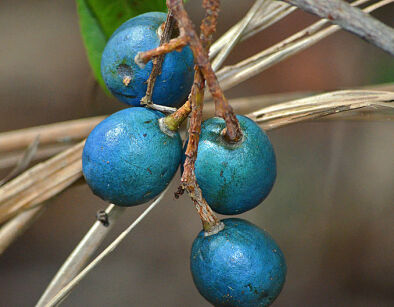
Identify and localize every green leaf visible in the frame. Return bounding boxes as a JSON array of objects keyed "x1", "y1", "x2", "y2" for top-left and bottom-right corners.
[{"x1": 76, "y1": 0, "x2": 167, "y2": 91}]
